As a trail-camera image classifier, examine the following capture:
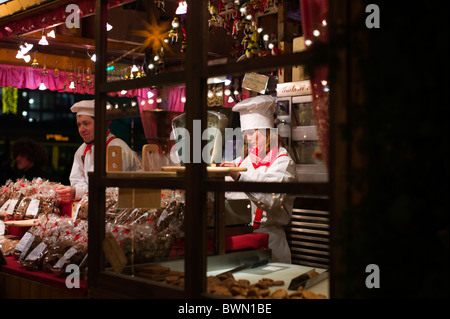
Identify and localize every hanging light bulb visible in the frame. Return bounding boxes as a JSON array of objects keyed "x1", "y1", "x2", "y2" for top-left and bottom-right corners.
[
  {"x1": 39, "y1": 82, "x2": 47, "y2": 90},
  {"x1": 39, "y1": 35, "x2": 49, "y2": 45},
  {"x1": 69, "y1": 81, "x2": 76, "y2": 89},
  {"x1": 16, "y1": 50, "x2": 24, "y2": 60},
  {"x1": 20, "y1": 42, "x2": 33, "y2": 54},
  {"x1": 47, "y1": 30, "x2": 56, "y2": 38},
  {"x1": 39, "y1": 29, "x2": 49, "y2": 45},
  {"x1": 175, "y1": 1, "x2": 187, "y2": 15},
  {"x1": 107, "y1": 23, "x2": 113, "y2": 31},
  {"x1": 91, "y1": 54, "x2": 96, "y2": 62},
  {"x1": 131, "y1": 64, "x2": 139, "y2": 72}
]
